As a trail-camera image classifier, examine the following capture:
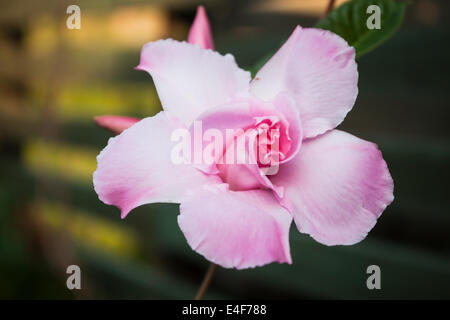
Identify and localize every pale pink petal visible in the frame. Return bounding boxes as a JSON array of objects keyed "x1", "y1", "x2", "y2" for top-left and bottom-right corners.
[
  {"x1": 188, "y1": 100, "x2": 255, "y2": 175},
  {"x1": 217, "y1": 140, "x2": 284, "y2": 197},
  {"x1": 251, "y1": 26, "x2": 358, "y2": 138},
  {"x1": 178, "y1": 184, "x2": 292, "y2": 269},
  {"x1": 93, "y1": 112, "x2": 221, "y2": 218},
  {"x1": 271, "y1": 130, "x2": 394, "y2": 245},
  {"x1": 136, "y1": 40, "x2": 250, "y2": 125},
  {"x1": 188, "y1": 6, "x2": 214, "y2": 50},
  {"x1": 94, "y1": 115, "x2": 140, "y2": 134},
  {"x1": 271, "y1": 93, "x2": 302, "y2": 163}
]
